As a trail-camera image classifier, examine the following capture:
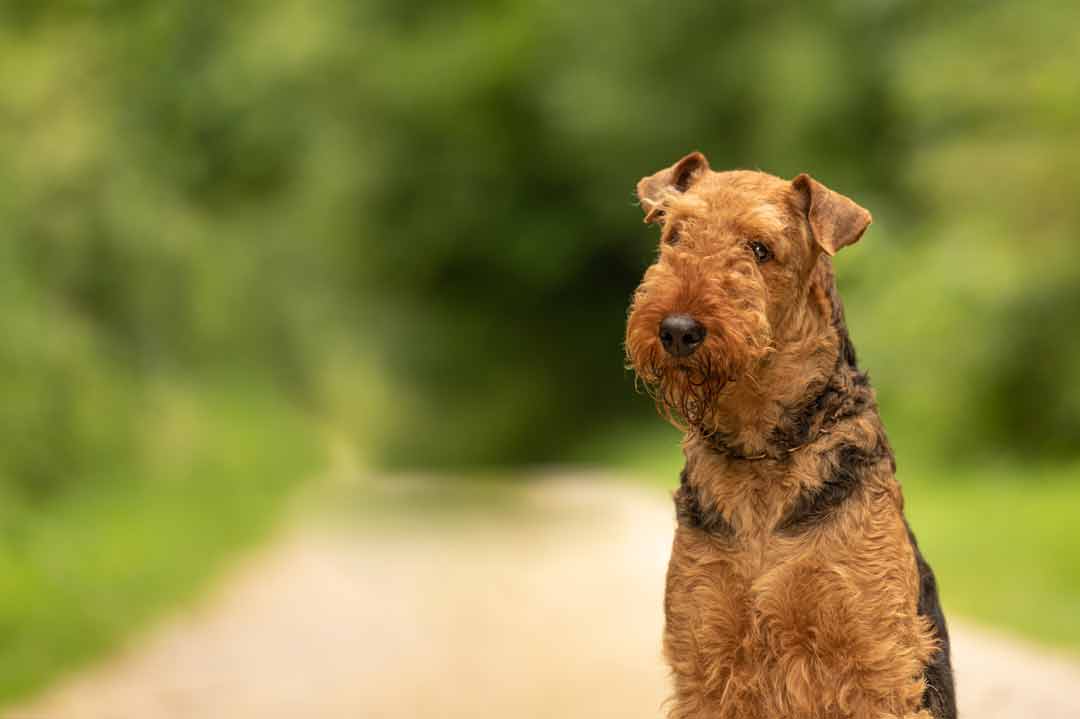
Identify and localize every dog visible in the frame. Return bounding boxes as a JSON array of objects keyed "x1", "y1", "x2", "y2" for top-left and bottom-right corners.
[{"x1": 625, "y1": 152, "x2": 956, "y2": 718}]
